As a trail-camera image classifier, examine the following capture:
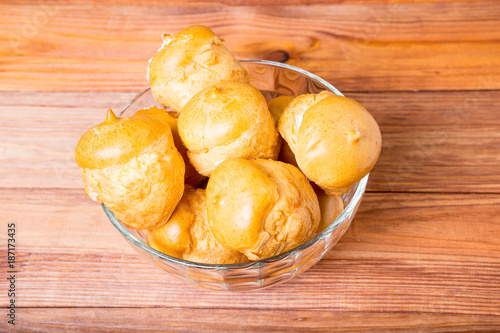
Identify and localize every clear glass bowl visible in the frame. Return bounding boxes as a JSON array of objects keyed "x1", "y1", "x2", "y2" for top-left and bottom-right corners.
[{"x1": 103, "y1": 59, "x2": 368, "y2": 291}]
